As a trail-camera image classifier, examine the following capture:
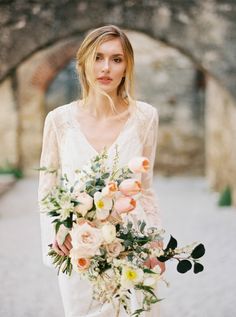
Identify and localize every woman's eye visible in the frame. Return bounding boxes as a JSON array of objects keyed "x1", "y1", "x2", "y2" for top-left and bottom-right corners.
[{"x1": 114, "y1": 58, "x2": 122, "y2": 63}]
